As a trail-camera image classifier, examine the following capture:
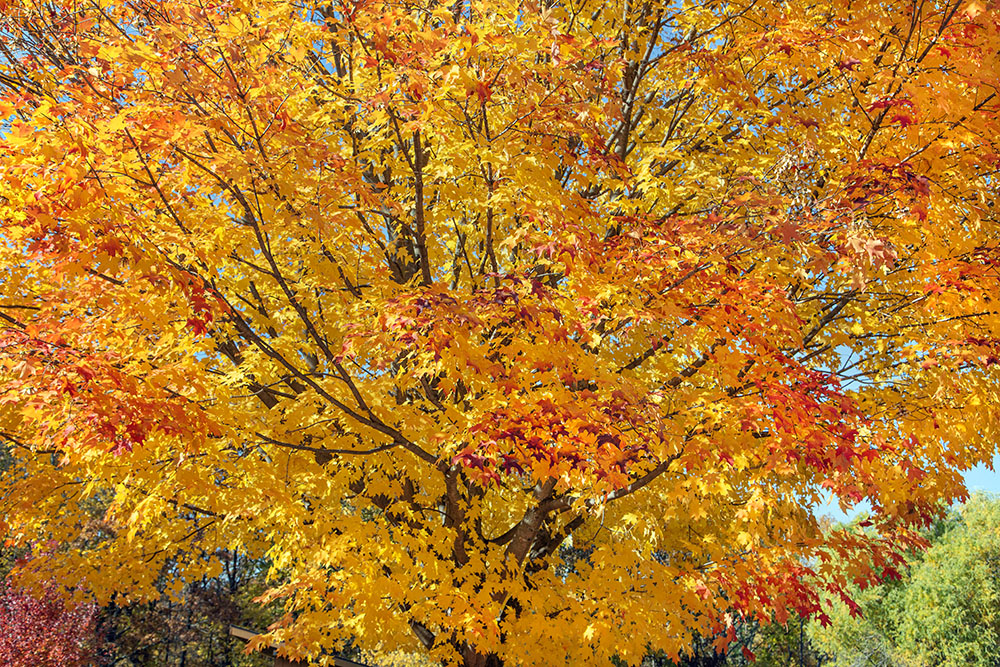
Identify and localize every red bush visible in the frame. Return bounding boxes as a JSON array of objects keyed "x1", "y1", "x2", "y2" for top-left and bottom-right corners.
[{"x1": 0, "y1": 579, "x2": 99, "y2": 667}]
